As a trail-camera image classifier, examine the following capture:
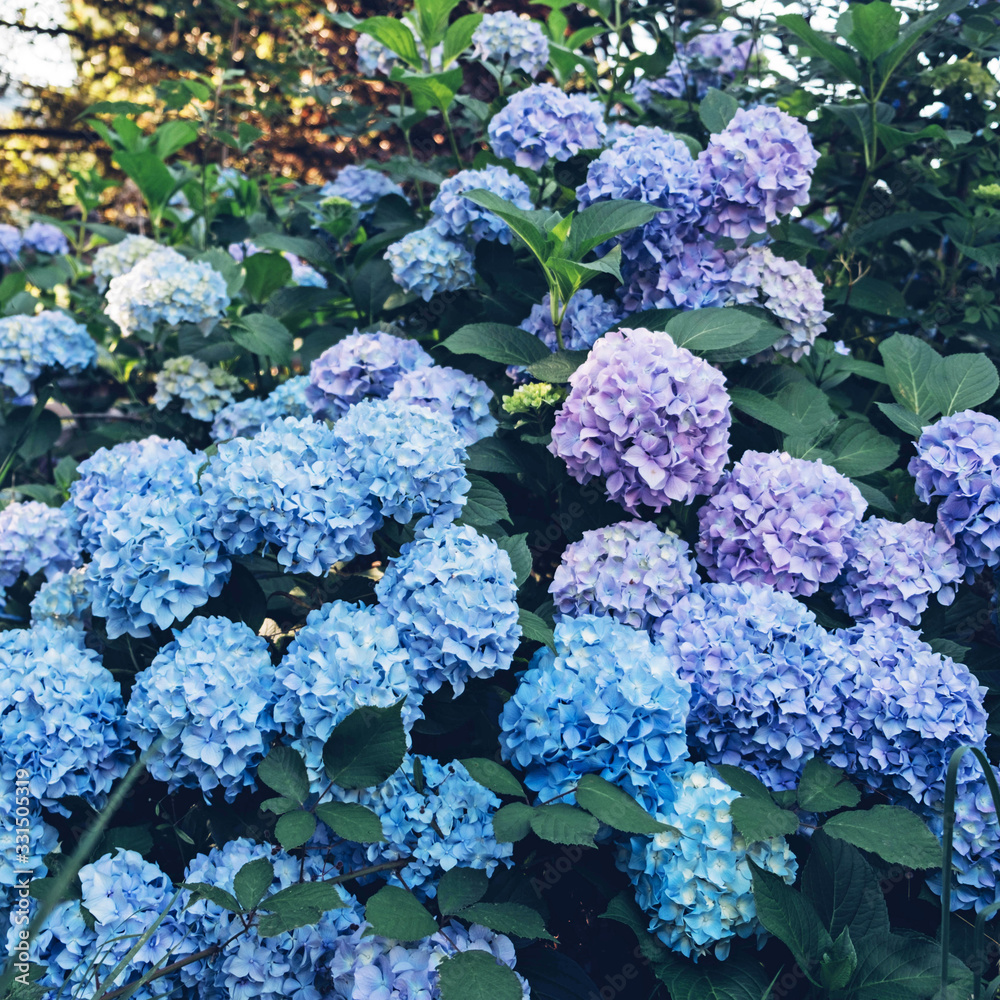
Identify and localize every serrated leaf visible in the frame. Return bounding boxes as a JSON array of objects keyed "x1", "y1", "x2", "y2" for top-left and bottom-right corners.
[
  {"x1": 575, "y1": 774, "x2": 668, "y2": 834},
  {"x1": 464, "y1": 190, "x2": 553, "y2": 262},
  {"x1": 491, "y1": 803, "x2": 534, "y2": 842},
  {"x1": 261, "y1": 796, "x2": 300, "y2": 816},
  {"x1": 459, "y1": 758, "x2": 526, "y2": 800},
  {"x1": 182, "y1": 882, "x2": 242, "y2": 913},
  {"x1": 776, "y1": 13, "x2": 863, "y2": 84},
  {"x1": 653, "y1": 954, "x2": 774, "y2": 1000},
  {"x1": 664, "y1": 308, "x2": 763, "y2": 353},
  {"x1": 323, "y1": 701, "x2": 407, "y2": 790},
  {"x1": 494, "y1": 532, "x2": 532, "y2": 587},
  {"x1": 730, "y1": 797, "x2": 799, "y2": 842},
  {"x1": 820, "y1": 926, "x2": 858, "y2": 992},
  {"x1": 827, "y1": 422, "x2": 899, "y2": 478},
  {"x1": 699, "y1": 88, "x2": 740, "y2": 132},
  {"x1": 256, "y1": 881, "x2": 347, "y2": 935},
  {"x1": 934, "y1": 353, "x2": 1000, "y2": 416},
  {"x1": 821, "y1": 806, "x2": 941, "y2": 869},
  {"x1": 365, "y1": 885, "x2": 438, "y2": 941},
  {"x1": 928, "y1": 638, "x2": 970, "y2": 661},
  {"x1": 517, "y1": 609, "x2": 555, "y2": 651},
  {"x1": 527, "y1": 349, "x2": 589, "y2": 383},
  {"x1": 530, "y1": 804, "x2": 599, "y2": 847},
  {"x1": 233, "y1": 858, "x2": 274, "y2": 911},
  {"x1": 878, "y1": 334, "x2": 941, "y2": 422},
  {"x1": 257, "y1": 746, "x2": 310, "y2": 805},
  {"x1": 839, "y1": 1, "x2": 900, "y2": 61},
  {"x1": 437, "y1": 867, "x2": 488, "y2": 916},
  {"x1": 442, "y1": 323, "x2": 551, "y2": 366},
  {"x1": 797, "y1": 759, "x2": 861, "y2": 812},
  {"x1": 848, "y1": 932, "x2": 974, "y2": 999},
  {"x1": 315, "y1": 802, "x2": 386, "y2": 843},
  {"x1": 465, "y1": 438, "x2": 527, "y2": 475},
  {"x1": 458, "y1": 902, "x2": 553, "y2": 941},
  {"x1": 437, "y1": 950, "x2": 524, "y2": 1000},
  {"x1": 243, "y1": 251, "x2": 292, "y2": 303},
  {"x1": 232, "y1": 313, "x2": 293, "y2": 364},
  {"x1": 457, "y1": 473, "x2": 511, "y2": 527},
  {"x1": 565, "y1": 200, "x2": 660, "y2": 259},
  {"x1": 876, "y1": 401, "x2": 929, "y2": 437},
  {"x1": 442, "y1": 12, "x2": 483, "y2": 66},
  {"x1": 275, "y1": 810, "x2": 317, "y2": 850}
]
